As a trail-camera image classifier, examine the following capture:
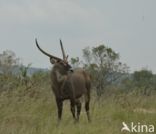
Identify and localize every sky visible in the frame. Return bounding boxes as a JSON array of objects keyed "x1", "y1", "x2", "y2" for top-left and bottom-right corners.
[{"x1": 0, "y1": 0, "x2": 156, "y2": 73}]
